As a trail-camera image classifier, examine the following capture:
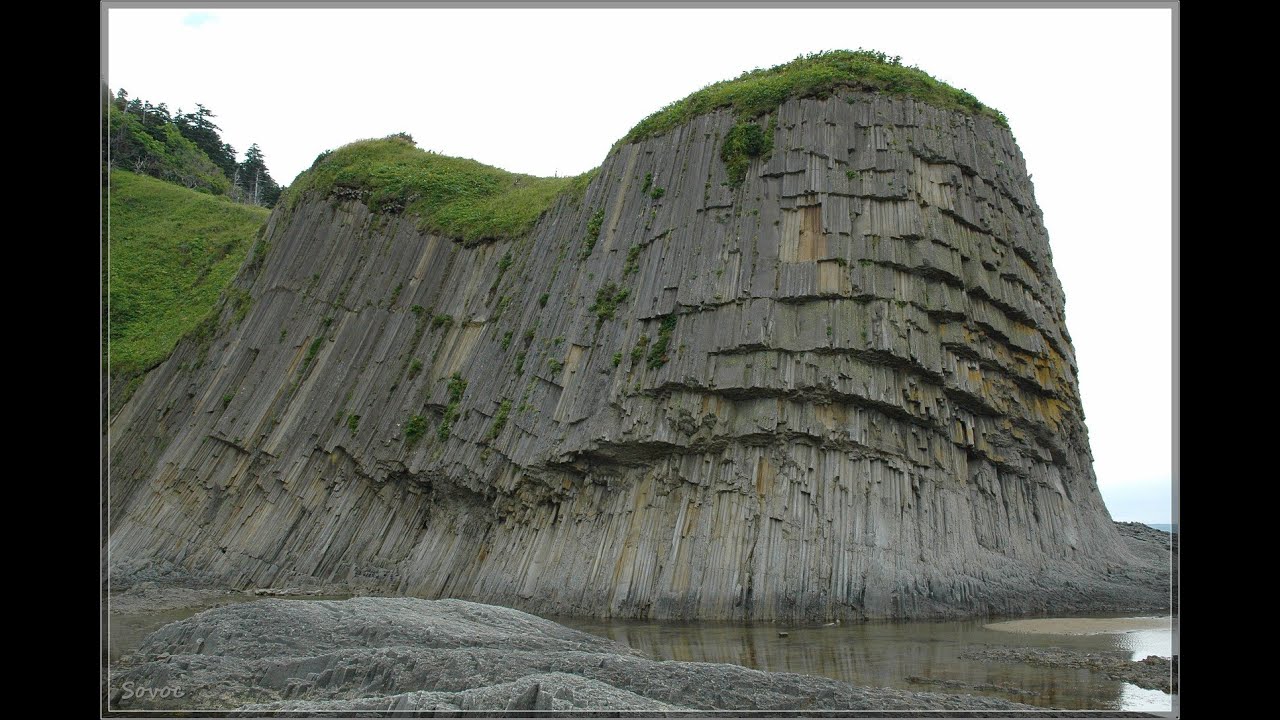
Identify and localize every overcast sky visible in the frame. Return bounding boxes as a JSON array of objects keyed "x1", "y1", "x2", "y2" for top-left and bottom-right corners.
[{"x1": 105, "y1": 4, "x2": 1175, "y2": 525}]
